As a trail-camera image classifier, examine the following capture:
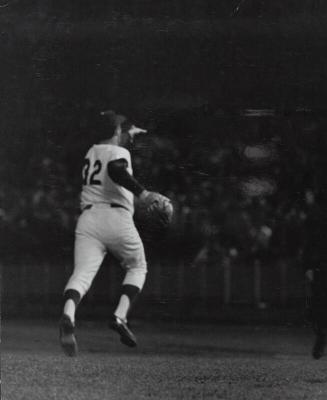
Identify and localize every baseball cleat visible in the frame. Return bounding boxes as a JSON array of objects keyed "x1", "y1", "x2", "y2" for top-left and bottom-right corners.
[
  {"x1": 59, "y1": 314, "x2": 78, "y2": 357},
  {"x1": 109, "y1": 315, "x2": 137, "y2": 347},
  {"x1": 312, "y1": 333, "x2": 326, "y2": 359}
]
